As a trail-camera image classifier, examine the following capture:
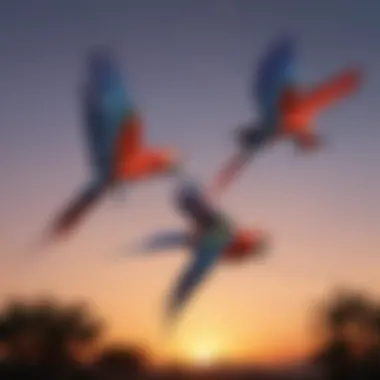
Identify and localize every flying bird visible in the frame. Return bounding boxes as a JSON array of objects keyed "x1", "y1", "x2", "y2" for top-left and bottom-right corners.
[
  {"x1": 134, "y1": 181, "x2": 268, "y2": 322},
  {"x1": 209, "y1": 37, "x2": 363, "y2": 197},
  {"x1": 44, "y1": 50, "x2": 179, "y2": 243}
]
